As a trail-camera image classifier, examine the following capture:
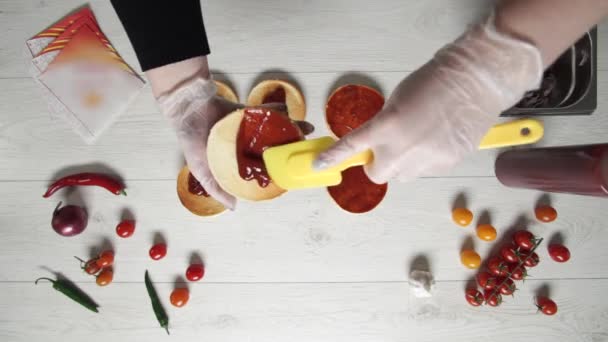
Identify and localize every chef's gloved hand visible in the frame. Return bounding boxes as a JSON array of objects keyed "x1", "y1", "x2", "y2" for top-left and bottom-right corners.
[
  {"x1": 315, "y1": 15, "x2": 543, "y2": 184},
  {"x1": 159, "y1": 77, "x2": 241, "y2": 210}
]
